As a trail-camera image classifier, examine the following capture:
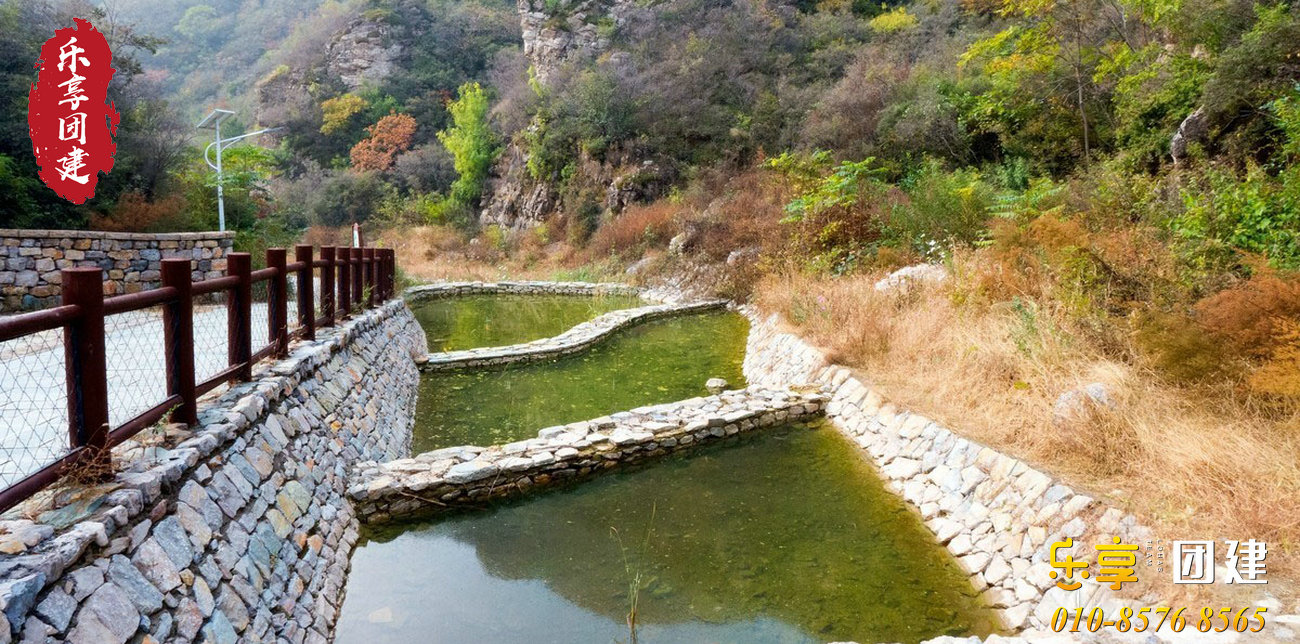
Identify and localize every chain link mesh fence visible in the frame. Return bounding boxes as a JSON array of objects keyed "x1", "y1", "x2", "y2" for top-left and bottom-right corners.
[
  {"x1": 104, "y1": 305, "x2": 169, "y2": 427},
  {"x1": 250, "y1": 279, "x2": 272, "y2": 353},
  {"x1": 286, "y1": 273, "x2": 302, "y2": 334},
  {"x1": 0, "y1": 327, "x2": 69, "y2": 489},
  {"x1": 193, "y1": 290, "x2": 229, "y2": 384}
]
